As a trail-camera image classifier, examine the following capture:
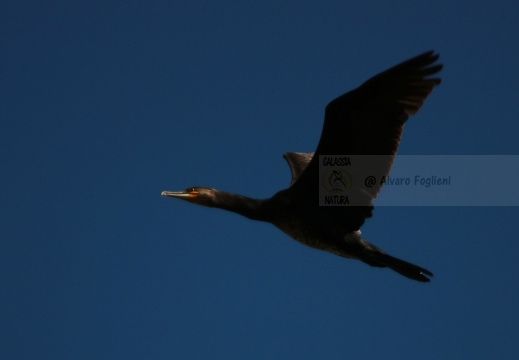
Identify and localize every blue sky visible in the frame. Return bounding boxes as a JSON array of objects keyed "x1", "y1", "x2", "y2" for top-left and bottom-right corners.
[{"x1": 2, "y1": 1, "x2": 519, "y2": 359}]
